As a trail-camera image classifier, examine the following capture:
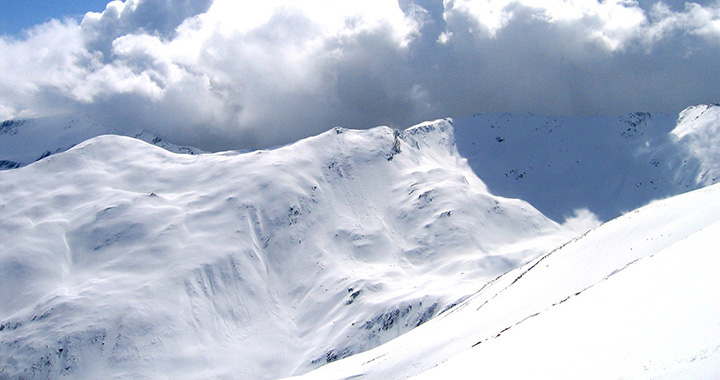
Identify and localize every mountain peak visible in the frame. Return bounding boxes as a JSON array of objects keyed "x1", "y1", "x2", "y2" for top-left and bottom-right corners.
[{"x1": 0, "y1": 117, "x2": 568, "y2": 379}]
